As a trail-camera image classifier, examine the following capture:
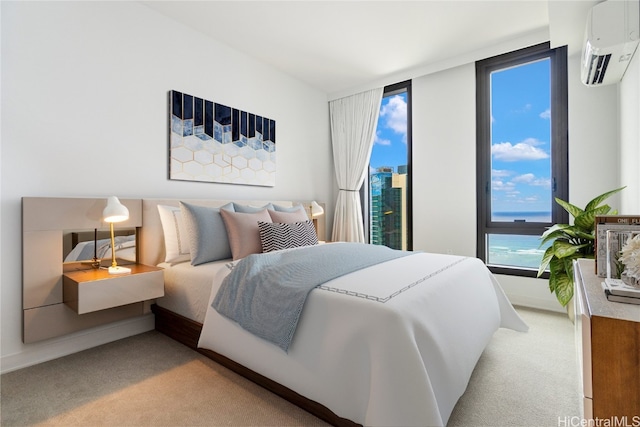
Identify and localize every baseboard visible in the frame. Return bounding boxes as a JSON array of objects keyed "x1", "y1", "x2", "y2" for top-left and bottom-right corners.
[
  {"x1": 507, "y1": 294, "x2": 565, "y2": 313},
  {"x1": 0, "y1": 314, "x2": 154, "y2": 374},
  {"x1": 496, "y1": 273, "x2": 565, "y2": 314}
]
